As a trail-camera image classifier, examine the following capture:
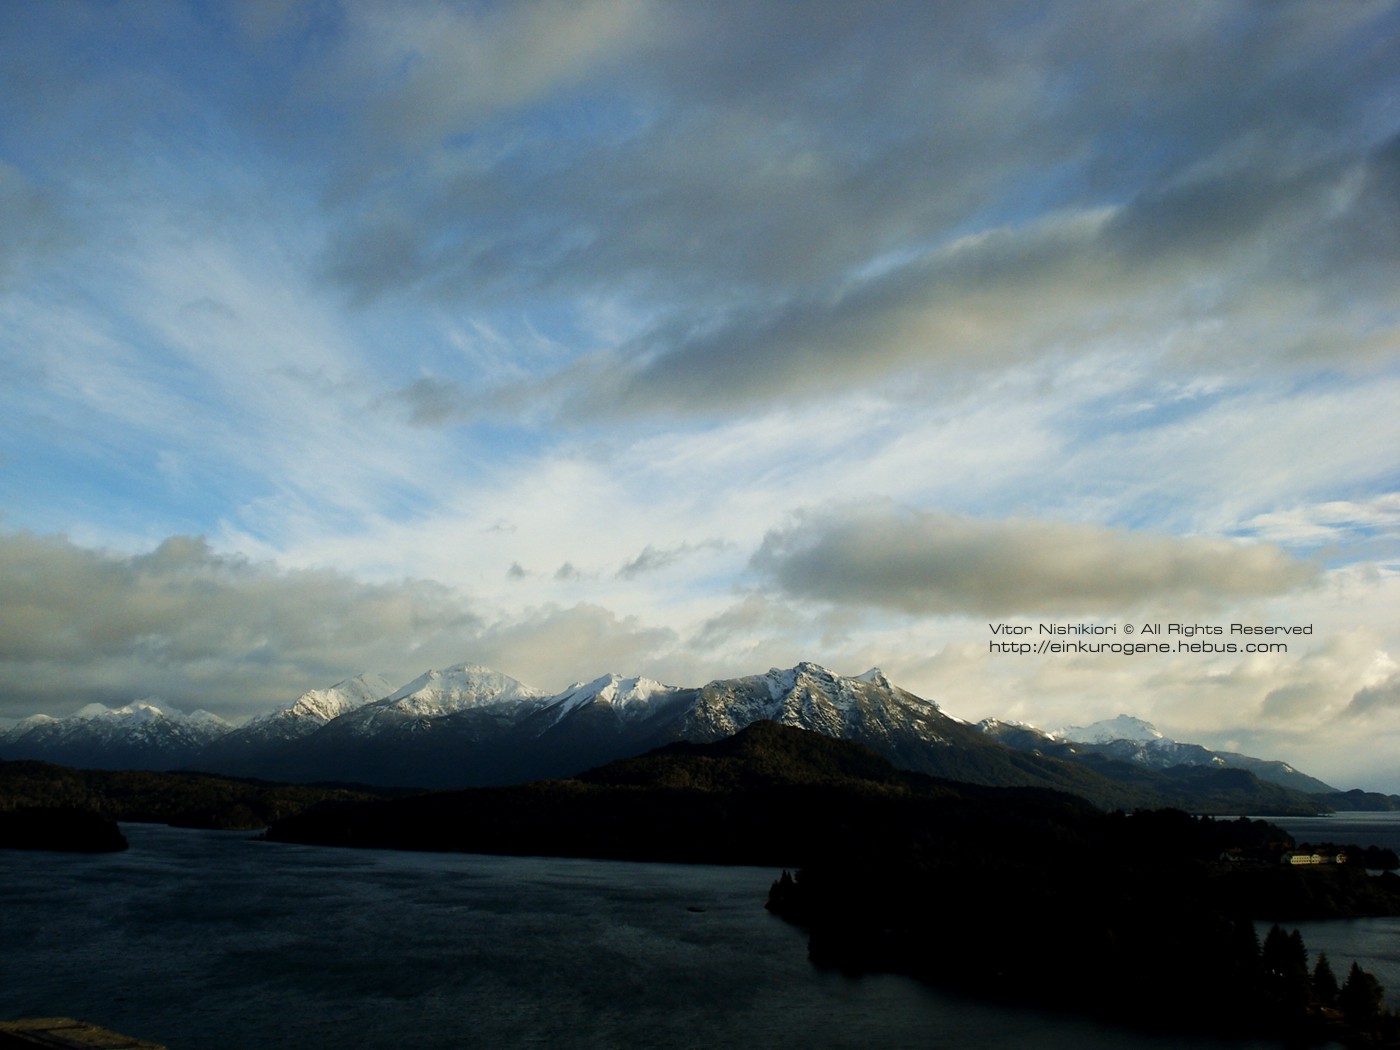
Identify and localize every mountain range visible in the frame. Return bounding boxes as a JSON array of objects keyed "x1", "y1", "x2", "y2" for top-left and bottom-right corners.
[
  {"x1": 0, "y1": 661, "x2": 1372, "y2": 813},
  {"x1": 978, "y1": 714, "x2": 1339, "y2": 795}
]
